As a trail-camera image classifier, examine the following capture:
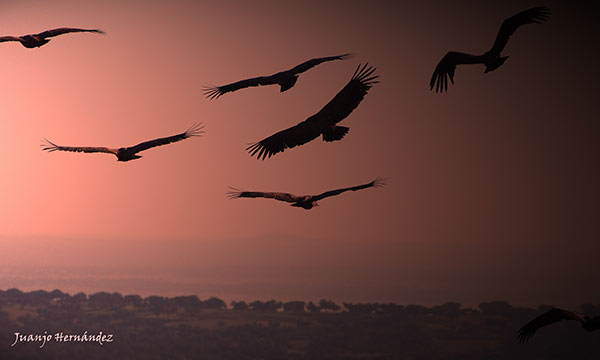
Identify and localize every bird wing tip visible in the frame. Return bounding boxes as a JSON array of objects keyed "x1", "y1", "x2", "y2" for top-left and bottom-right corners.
[{"x1": 226, "y1": 187, "x2": 244, "y2": 199}]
